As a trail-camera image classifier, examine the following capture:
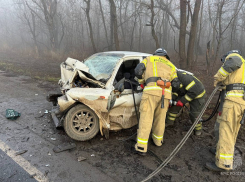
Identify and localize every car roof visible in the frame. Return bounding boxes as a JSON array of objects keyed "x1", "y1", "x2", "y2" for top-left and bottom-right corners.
[{"x1": 101, "y1": 51, "x2": 151, "y2": 57}]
